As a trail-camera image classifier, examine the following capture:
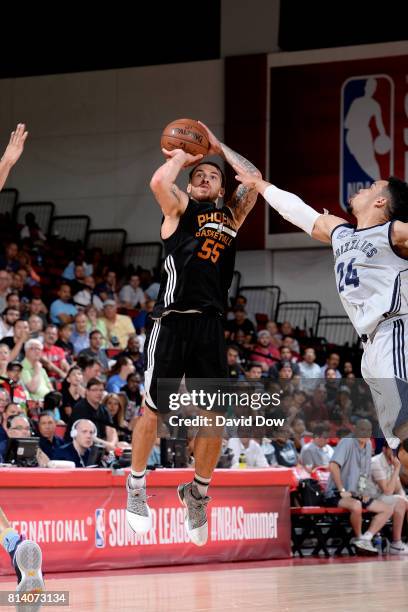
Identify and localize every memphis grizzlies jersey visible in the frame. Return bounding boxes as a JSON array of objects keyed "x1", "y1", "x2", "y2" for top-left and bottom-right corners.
[{"x1": 331, "y1": 221, "x2": 408, "y2": 336}]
